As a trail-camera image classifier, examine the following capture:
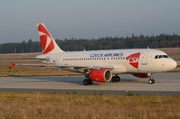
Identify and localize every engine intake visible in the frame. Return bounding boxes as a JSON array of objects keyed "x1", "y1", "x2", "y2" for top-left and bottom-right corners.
[{"x1": 88, "y1": 69, "x2": 112, "y2": 82}]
